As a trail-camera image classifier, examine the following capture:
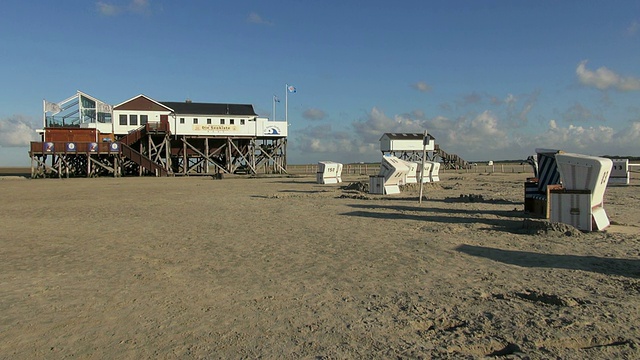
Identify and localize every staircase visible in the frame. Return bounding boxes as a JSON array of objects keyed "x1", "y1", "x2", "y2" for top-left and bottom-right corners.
[
  {"x1": 117, "y1": 124, "x2": 169, "y2": 176},
  {"x1": 120, "y1": 143, "x2": 168, "y2": 176},
  {"x1": 434, "y1": 145, "x2": 469, "y2": 169},
  {"x1": 119, "y1": 125, "x2": 146, "y2": 146}
]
